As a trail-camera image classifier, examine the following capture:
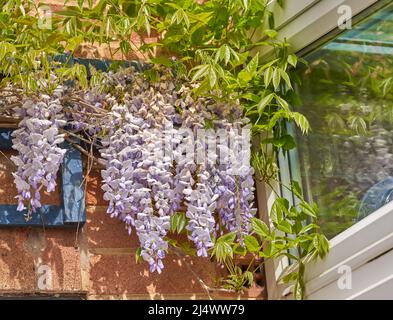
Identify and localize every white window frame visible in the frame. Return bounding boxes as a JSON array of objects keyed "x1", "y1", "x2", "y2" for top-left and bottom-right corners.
[
  {"x1": 258, "y1": 0, "x2": 393, "y2": 299},
  {"x1": 306, "y1": 202, "x2": 393, "y2": 299}
]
